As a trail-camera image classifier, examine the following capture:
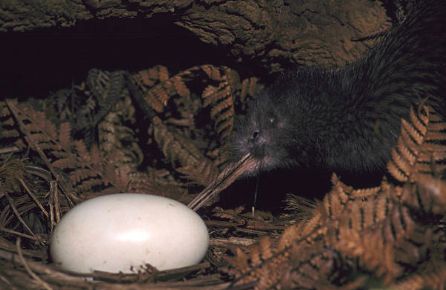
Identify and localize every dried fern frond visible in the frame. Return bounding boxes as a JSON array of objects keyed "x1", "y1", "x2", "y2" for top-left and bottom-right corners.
[
  {"x1": 229, "y1": 175, "x2": 446, "y2": 290},
  {"x1": 0, "y1": 101, "x2": 24, "y2": 150},
  {"x1": 201, "y1": 66, "x2": 239, "y2": 141},
  {"x1": 176, "y1": 158, "x2": 220, "y2": 187},
  {"x1": 130, "y1": 65, "x2": 244, "y2": 186},
  {"x1": 83, "y1": 69, "x2": 127, "y2": 127},
  {"x1": 151, "y1": 116, "x2": 205, "y2": 167},
  {"x1": 125, "y1": 172, "x2": 191, "y2": 204},
  {"x1": 336, "y1": 176, "x2": 446, "y2": 285},
  {"x1": 97, "y1": 89, "x2": 144, "y2": 179},
  {"x1": 134, "y1": 69, "x2": 189, "y2": 114},
  {"x1": 391, "y1": 262, "x2": 446, "y2": 290},
  {"x1": 387, "y1": 106, "x2": 446, "y2": 182},
  {"x1": 133, "y1": 65, "x2": 170, "y2": 92},
  {"x1": 4, "y1": 100, "x2": 129, "y2": 199},
  {"x1": 134, "y1": 65, "x2": 239, "y2": 141},
  {"x1": 0, "y1": 158, "x2": 25, "y2": 193},
  {"x1": 240, "y1": 77, "x2": 261, "y2": 105}
]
